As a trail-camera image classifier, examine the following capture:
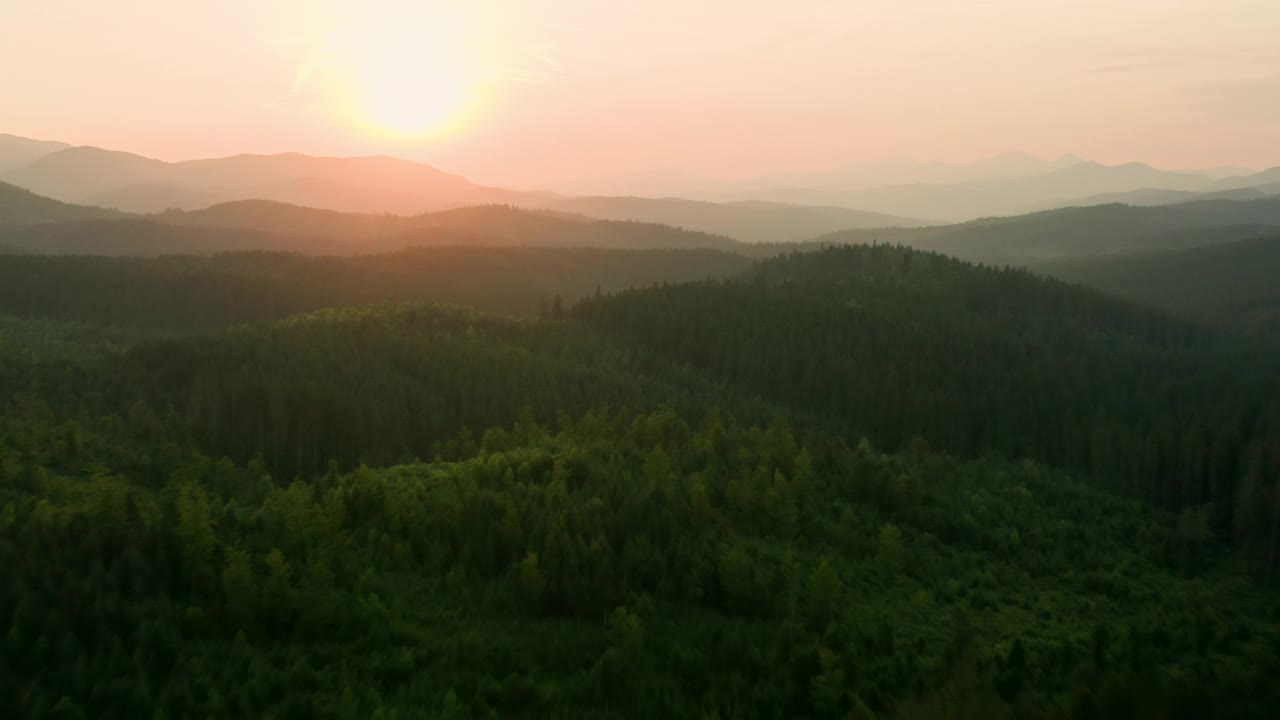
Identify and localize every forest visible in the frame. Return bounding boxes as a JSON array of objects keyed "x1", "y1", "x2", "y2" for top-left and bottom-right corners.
[
  {"x1": 2, "y1": 242, "x2": 1279, "y2": 719},
  {"x1": 10, "y1": 4, "x2": 1280, "y2": 715}
]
